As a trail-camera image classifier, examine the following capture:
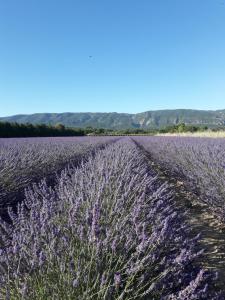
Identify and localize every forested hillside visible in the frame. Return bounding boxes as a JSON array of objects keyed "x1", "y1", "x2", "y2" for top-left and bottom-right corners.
[{"x1": 1, "y1": 109, "x2": 225, "y2": 129}]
